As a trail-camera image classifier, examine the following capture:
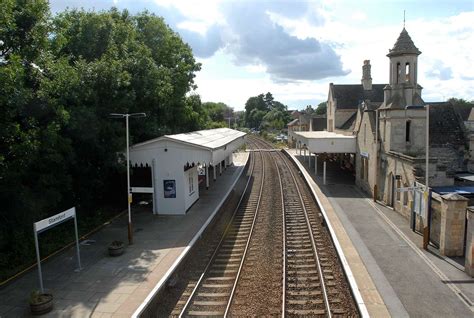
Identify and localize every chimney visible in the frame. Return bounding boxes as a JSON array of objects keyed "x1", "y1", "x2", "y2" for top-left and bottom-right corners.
[{"x1": 361, "y1": 60, "x2": 372, "y2": 90}]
